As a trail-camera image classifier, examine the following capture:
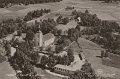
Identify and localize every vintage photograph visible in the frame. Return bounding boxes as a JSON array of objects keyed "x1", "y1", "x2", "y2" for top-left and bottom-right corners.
[{"x1": 0, "y1": 0, "x2": 120, "y2": 79}]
